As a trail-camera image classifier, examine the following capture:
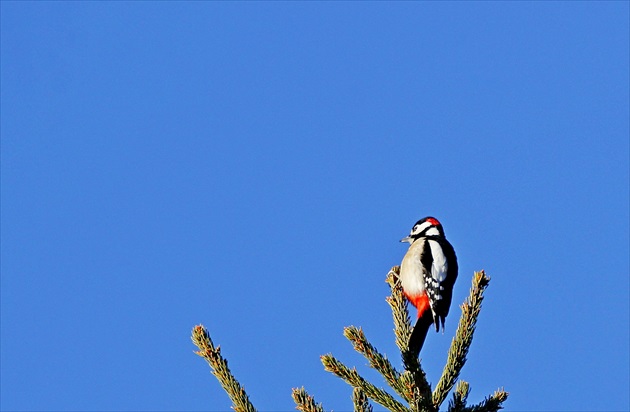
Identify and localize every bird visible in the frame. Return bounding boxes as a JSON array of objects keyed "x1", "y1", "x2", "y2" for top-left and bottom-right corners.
[{"x1": 400, "y1": 216, "x2": 458, "y2": 357}]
